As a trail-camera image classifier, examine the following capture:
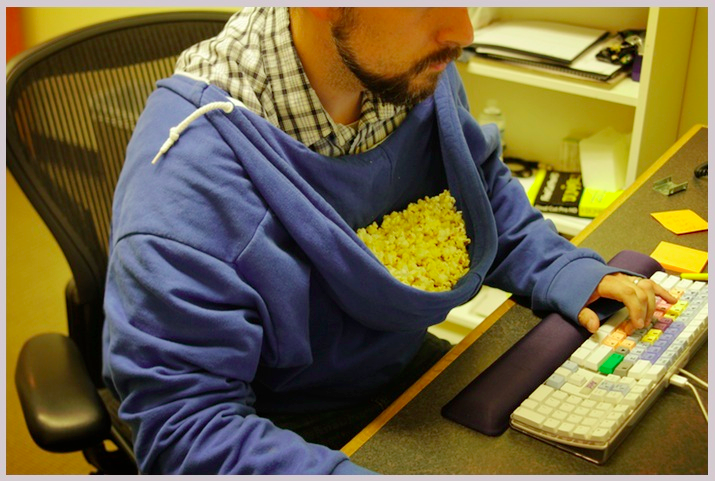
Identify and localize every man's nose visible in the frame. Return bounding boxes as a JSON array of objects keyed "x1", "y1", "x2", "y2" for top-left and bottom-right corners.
[{"x1": 436, "y1": 8, "x2": 474, "y2": 48}]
